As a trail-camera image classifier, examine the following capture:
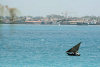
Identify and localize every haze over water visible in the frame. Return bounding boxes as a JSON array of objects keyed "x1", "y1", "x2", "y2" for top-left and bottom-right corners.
[
  {"x1": 1, "y1": 0, "x2": 100, "y2": 16},
  {"x1": 0, "y1": 24, "x2": 100, "y2": 67}
]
